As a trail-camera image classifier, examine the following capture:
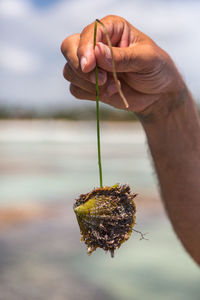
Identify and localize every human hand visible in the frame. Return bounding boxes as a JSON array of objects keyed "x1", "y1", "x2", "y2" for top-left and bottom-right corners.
[{"x1": 61, "y1": 15, "x2": 186, "y2": 115}]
